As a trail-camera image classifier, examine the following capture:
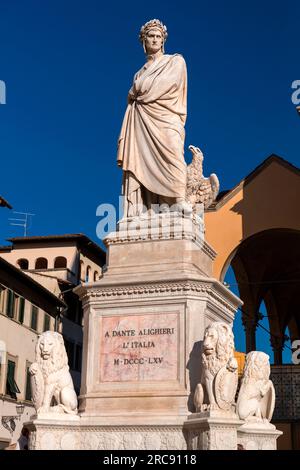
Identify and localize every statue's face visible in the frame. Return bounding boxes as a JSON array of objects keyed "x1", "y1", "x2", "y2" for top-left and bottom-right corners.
[
  {"x1": 39, "y1": 335, "x2": 55, "y2": 360},
  {"x1": 203, "y1": 327, "x2": 218, "y2": 356},
  {"x1": 145, "y1": 28, "x2": 163, "y2": 54},
  {"x1": 255, "y1": 357, "x2": 270, "y2": 379}
]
